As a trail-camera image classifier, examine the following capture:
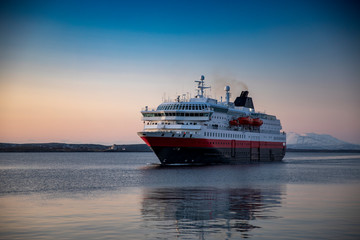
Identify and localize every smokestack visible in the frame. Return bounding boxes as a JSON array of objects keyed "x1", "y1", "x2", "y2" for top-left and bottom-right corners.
[{"x1": 234, "y1": 91, "x2": 255, "y2": 110}]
